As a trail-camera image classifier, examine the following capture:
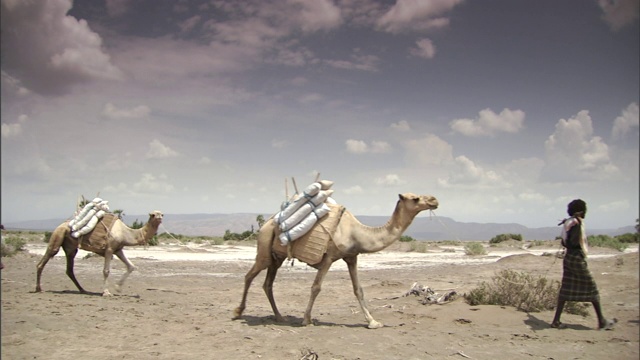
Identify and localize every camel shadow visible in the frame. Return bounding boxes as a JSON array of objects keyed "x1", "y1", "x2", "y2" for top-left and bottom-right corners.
[
  {"x1": 525, "y1": 314, "x2": 591, "y2": 331},
  {"x1": 37, "y1": 289, "x2": 141, "y2": 299},
  {"x1": 236, "y1": 315, "x2": 365, "y2": 328}
]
